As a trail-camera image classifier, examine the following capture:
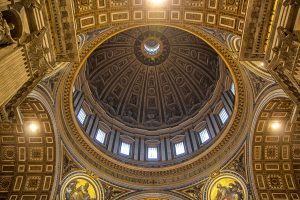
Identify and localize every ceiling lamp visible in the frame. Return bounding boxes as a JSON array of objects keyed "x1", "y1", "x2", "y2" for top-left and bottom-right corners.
[
  {"x1": 149, "y1": 0, "x2": 166, "y2": 6},
  {"x1": 28, "y1": 122, "x2": 39, "y2": 133},
  {"x1": 271, "y1": 121, "x2": 281, "y2": 131}
]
